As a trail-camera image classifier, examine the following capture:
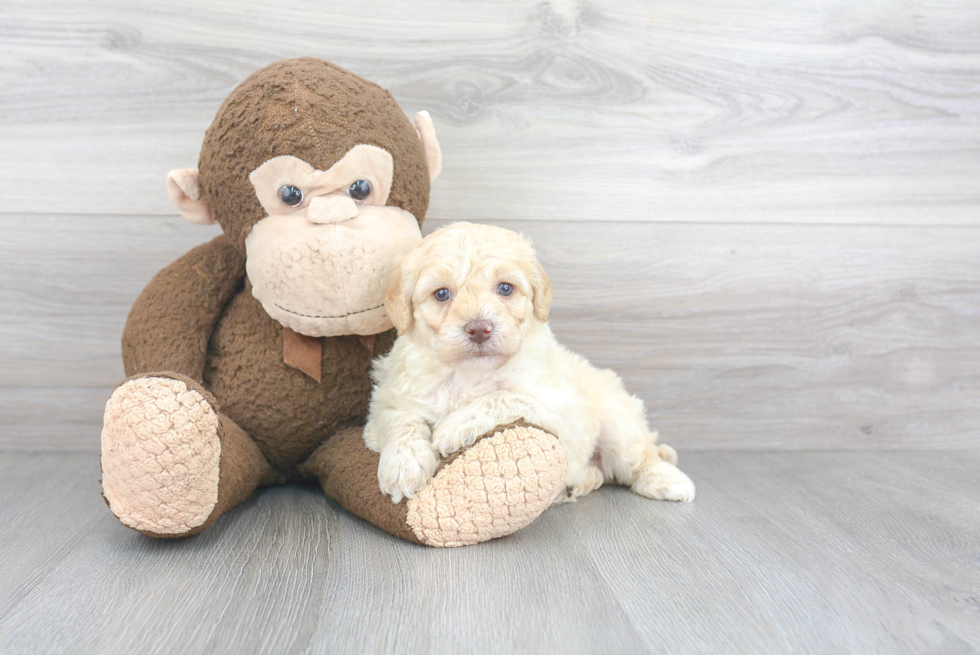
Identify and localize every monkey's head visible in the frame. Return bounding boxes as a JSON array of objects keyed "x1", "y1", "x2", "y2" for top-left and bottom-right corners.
[{"x1": 165, "y1": 58, "x2": 441, "y2": 337}]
